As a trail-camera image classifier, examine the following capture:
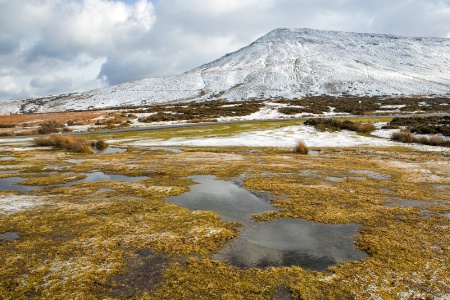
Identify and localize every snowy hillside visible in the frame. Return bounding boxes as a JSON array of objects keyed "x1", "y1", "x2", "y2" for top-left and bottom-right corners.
[{"x1": 2, "y1": 28, "x2": 450, "y2": 114}]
